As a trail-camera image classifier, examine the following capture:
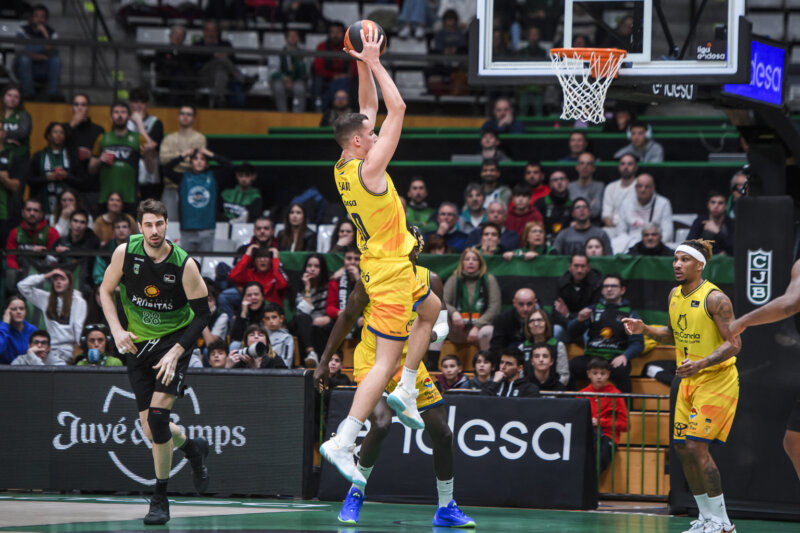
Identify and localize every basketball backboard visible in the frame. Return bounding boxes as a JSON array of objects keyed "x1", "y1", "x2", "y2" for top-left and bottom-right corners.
[{"x1": 471, "y1": 0, "x2": 749, "y2": 85}]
